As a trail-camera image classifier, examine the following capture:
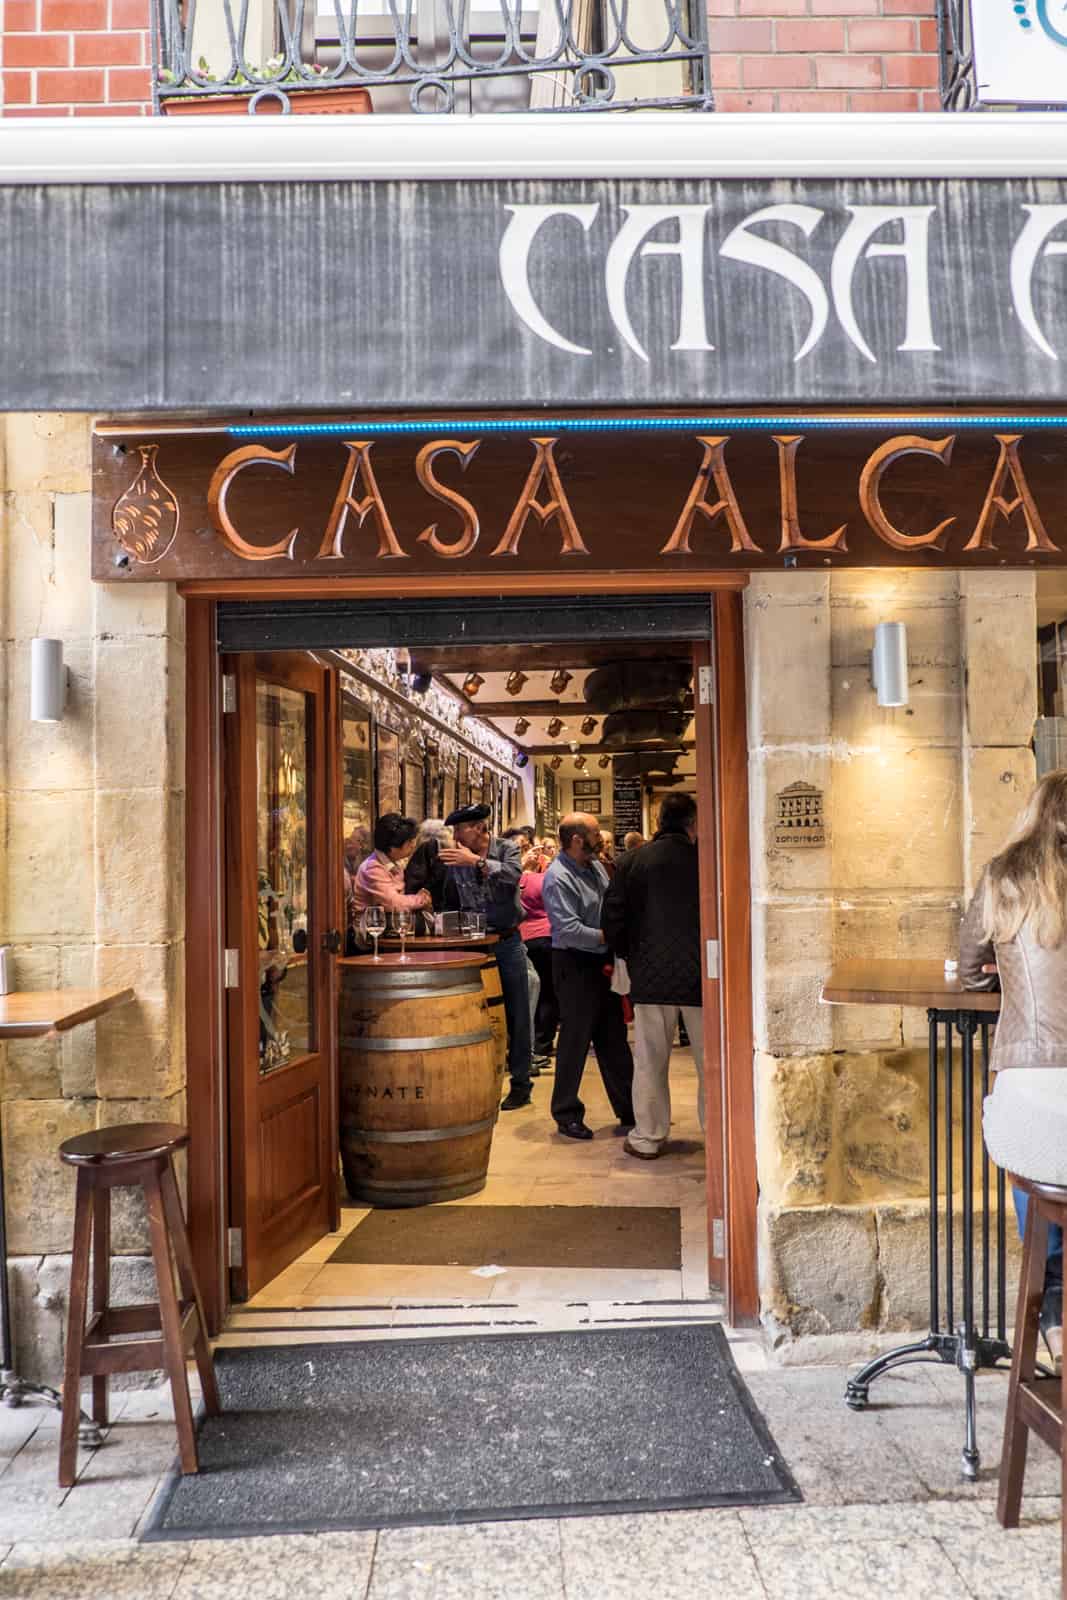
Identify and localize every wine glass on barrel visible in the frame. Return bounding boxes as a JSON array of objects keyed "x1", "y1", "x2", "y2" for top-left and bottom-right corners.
[
  {"x1": 362, "y1": 906, "x2": 386, "y2": 961},
  {"x1": 393, "y1": 907, "x2": 412, "y2": 959}
]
